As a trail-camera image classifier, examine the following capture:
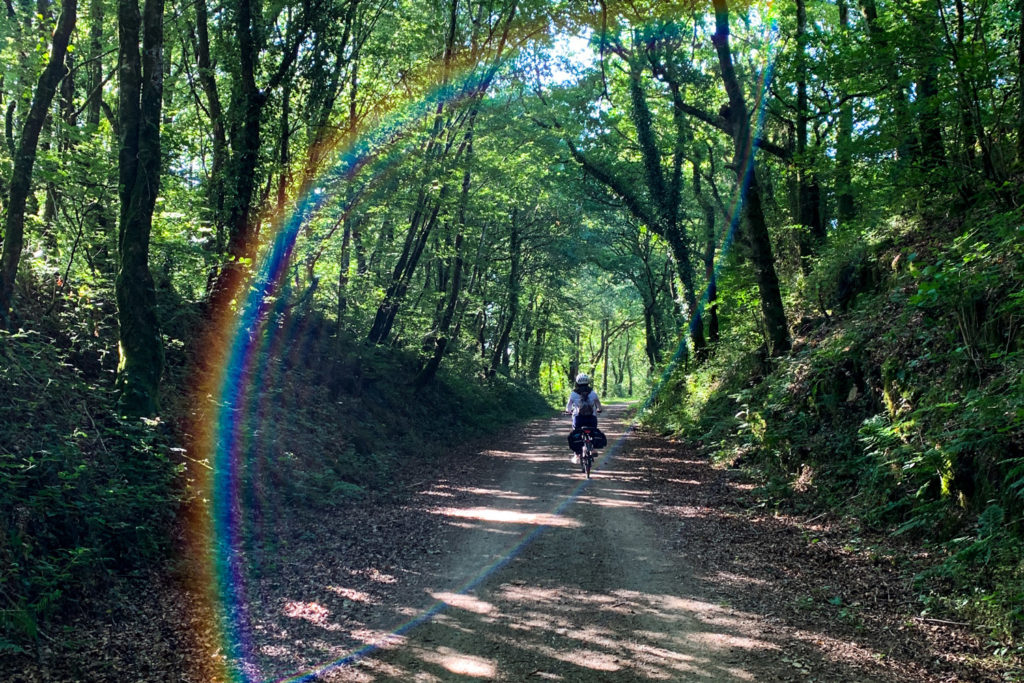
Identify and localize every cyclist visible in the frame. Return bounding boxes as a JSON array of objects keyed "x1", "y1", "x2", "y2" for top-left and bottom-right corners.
[{"x1": 565, "y1": 373, "x2": 602, "y2": 465}]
